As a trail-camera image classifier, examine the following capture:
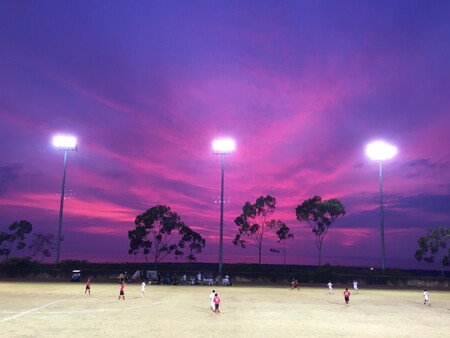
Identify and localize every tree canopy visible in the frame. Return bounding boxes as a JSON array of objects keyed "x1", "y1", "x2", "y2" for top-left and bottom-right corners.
[
  {"x1": 128, "y1": 205, "x2": 206, "y2": 266},
  {"x1": 29, "y1": 233, "x2": 56, "y2": 263},
  {"x1": 233, "y1": 195, "x2": 291, "y2": 265},
  {"x1": 0, "y1": 220, "x2": 33, "y2": 261},
  {"x1": 274, "y1": 221, "x2": 294, "y2": 265},
  {"x1": 295, "y1": 196, "x2": 345, "y2": 266},
  {"x1": 414, "y1": 226, "x2": 450, "y2": 277}
]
